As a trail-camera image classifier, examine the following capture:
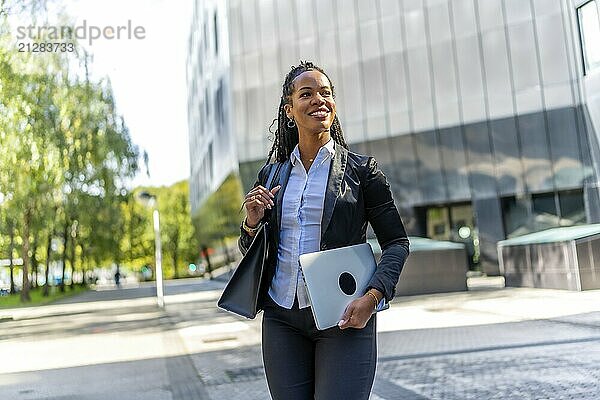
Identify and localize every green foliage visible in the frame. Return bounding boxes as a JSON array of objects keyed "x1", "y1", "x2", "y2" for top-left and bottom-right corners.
[
  {"x1": 157, "y1": 180, "x2": 198, "y2": 278},
  {"x1": 0, "y1": 18, "x2": 138, "y2": 300},
  {"x1": 120, "y1": 191, "x2": 155, "y2": 272},
  {"x1": 0, "y1": 4, "x2": 205, "y2": 293},
  {"x1": 193, "y1": 173, "x2": 245, "y2": 247},
  {"x1": 123, "y1": 181, "x2": 199, "y2": 279}
]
